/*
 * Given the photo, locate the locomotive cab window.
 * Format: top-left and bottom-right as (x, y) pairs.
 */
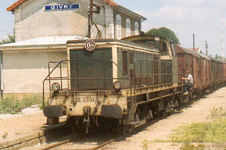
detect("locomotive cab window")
(132, 40), (159, 51)
(122, 51), (128, 75)
(170, 43), (176, 56)
(160, 42), (169, 56)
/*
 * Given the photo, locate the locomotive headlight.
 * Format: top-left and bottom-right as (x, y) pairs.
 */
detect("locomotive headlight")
(52, 82), (60, 92)
(113, 81), (122, 91)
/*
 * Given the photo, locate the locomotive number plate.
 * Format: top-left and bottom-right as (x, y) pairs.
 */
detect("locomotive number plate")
(85, 39), (96, 52)
(74, 96), (96, 102)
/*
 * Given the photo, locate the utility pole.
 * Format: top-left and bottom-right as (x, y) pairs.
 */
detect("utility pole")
(205, 40), (208, 55)
(193, 33), (195, 51)
(88, 0), (93, 38)
(87, 0), (101, 38)
(221, 13), (224, 60)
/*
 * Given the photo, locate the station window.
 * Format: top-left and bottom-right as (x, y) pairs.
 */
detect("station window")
(126, 18), (131, 37)
(116, 14), (121, 39)
(135, 22), (139, 35)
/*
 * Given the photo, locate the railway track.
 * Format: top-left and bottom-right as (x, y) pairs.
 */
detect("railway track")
(39, 117), (162, 150)
(38, 99), (197, 150)
(40, 138), (115, 150)
(0, 122), (69, 150)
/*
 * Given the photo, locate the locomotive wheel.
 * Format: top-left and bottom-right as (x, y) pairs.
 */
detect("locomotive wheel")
(47, 117), (59, 125)
(116, 124), (130, 134)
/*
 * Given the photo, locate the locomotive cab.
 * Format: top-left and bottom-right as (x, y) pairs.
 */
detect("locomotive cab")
(122, 35), (178, 86)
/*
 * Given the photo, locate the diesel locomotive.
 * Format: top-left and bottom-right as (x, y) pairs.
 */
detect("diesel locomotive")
(43, 35), (225, 133)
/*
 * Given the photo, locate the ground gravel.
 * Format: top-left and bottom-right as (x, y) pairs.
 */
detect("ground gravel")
(0, 87), (226, 150)
(0, 105), (46, 143)
(104, 87), (226, 150)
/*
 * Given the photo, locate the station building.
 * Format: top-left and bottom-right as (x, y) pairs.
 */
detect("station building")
(0, 0), (146, 99)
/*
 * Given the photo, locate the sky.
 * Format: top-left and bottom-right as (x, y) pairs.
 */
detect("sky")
(1, 0), (226, 56)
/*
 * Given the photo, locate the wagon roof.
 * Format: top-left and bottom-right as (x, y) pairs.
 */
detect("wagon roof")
(175, 45), (200, 58)
(198, 53), (211, 60)
(209, 57), (226, 63)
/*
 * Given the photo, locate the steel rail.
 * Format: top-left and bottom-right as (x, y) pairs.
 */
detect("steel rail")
(40, 139), (71, 150)
(89, 139), (114, 150)
(40, 117), (160, 150)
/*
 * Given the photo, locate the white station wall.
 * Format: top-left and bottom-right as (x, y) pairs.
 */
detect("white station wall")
(2, 49), (68, 97)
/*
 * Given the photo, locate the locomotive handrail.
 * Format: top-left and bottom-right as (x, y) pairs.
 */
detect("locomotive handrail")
(42, 59), (133, 110)
(42, 60), (65, 109)
(133, 58), (173, 105)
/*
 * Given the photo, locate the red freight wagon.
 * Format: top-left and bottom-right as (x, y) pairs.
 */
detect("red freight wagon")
(198, 53), (211, 90)
(223, 60), (226, 82)
(175, 45), (201, 94)
(210, 57), (223, 87)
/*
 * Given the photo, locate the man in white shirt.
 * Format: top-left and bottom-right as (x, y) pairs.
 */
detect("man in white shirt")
(182, 71), (194, 93)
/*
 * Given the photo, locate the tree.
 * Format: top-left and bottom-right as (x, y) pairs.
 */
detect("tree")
(218, 55), (223, 59)
(146, 27), (180, 45)
(1, 34), (15, 45)
(199, 50), (204, 54)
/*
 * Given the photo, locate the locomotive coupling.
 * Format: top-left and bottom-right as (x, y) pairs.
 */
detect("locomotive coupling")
(83, 107), (91, 116)
(83, 107), (91, 133)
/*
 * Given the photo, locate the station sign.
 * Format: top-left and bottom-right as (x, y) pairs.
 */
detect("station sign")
(45, 4), (80, 11)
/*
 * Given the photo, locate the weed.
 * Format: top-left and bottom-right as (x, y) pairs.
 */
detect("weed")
(0, 96), (41, 114)
(180, 143), (205, 150)
(208, 106), (226, 119)
(141, 139), (149, 150)
(169, 118), (226, 143)
(21, 96), (41, 108)
(0, 97), (21, 114)
(2, 132), (8, 139)
(39, 101), (47, 110)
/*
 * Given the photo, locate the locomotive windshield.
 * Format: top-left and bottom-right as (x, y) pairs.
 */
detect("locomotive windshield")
(132, 40), (160, 50)
(129, 39), (170, 56)
(70, 48), (113, 90)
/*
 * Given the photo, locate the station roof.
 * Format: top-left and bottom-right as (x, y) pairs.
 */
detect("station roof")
(7, 0), (146, 20)
(0, 36), (86, 50)
(7, 0), (116, 11)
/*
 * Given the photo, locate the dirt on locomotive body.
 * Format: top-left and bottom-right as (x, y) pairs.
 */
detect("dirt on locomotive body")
(42, 35), (226, 133)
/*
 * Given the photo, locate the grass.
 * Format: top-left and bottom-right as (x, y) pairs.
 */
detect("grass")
(169, 107), (226, 144)
(2, 132), (8, 139)
(0, 96), (41, 114)
(169, 118), (226, 143)
(208, 106), (226, 119)
(141, 139), (149, 150)
(180, 143), (205, 150)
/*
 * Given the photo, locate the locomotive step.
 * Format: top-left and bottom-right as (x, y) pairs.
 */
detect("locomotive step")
(130, 121), (139, 125)
(183, 92), (189, 95)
